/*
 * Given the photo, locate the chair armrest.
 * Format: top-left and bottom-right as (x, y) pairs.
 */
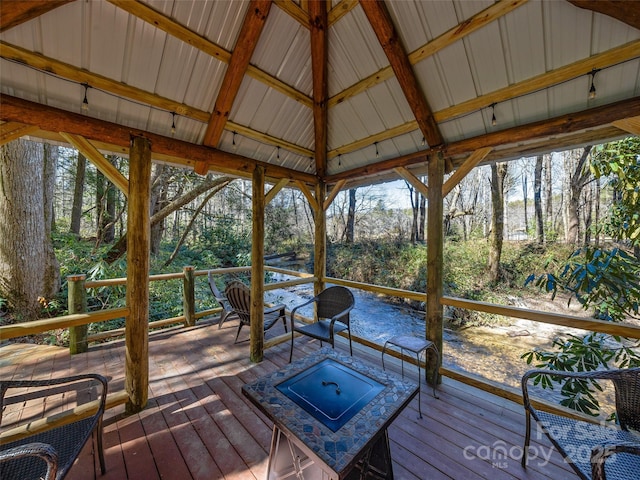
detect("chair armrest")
(264, 304), (285, 315)
(591, 441), (640, 480)
(290, 297), (317, 324)
(0, 442), (59, 480)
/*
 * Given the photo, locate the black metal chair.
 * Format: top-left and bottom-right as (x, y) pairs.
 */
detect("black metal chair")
(208, 271), (237, 329)
(0, 374), (108, 480)
(521, 367), (640, 480)
(289, 286), (355, 362)
(224, 281), (287, 343)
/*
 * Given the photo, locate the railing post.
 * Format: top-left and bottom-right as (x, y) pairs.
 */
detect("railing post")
(68, 274), (88, 354)
(183, 266), (195, 327)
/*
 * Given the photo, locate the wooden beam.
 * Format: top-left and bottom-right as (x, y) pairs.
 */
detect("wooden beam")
(0, 94), (317, 185)
(394, 167), (428, 198)
(326, 96), (640, 183)
(568, 0), (640, 30)
(323, 179), (346, 210)
(612, 116), (640, 136)
(434, 39), (640, 124)
(202, 0), (272, 149)
(314, 181), (327, 295)
(295, 179), (319, 211)
(265, 178), (290, 205)
(310, 0), (329, 178)
(329, 39), (640, 156)
(359, 0), (443, 148)
(426, 151), (444, 384)
(328, 0), (359, 26)
(0, 0), (72, 33)
(251, 165), (266, 362)
(329, 0), (527, 108)
(0, 122), (38, 146)
(125, 136), (151, 414)
(442, 147), (492, 197)
(273, 0), (310, 27)
(108, 0), (312, 109)
(0, 41), (313, 160)
(328, 120), (418, 158)
(60, 133), (129, 196)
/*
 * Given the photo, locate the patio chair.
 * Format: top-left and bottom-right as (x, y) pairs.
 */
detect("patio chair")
(289, 286), (355, 362)
(0, 373), (108, 480)
(208, 271), (237, 329)
(224, 281), (287, 343)
(521, 368), (640, 480)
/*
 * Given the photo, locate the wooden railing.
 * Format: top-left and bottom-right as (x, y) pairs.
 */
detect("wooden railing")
(2, 266), (639, 425)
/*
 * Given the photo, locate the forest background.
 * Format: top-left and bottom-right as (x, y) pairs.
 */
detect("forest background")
(1, 136), (638, 414)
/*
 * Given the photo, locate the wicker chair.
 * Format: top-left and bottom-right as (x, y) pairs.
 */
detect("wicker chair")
(224, 281), (287, 343)
(521, 368), (640, 480)
(0, 374), (108, 480)
(289, 286), (355, 362)
(208, 271), (237, 329)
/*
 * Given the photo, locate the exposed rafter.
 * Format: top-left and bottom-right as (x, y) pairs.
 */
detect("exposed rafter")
(309, 0), (329, 178)
(198, 0), (273, 174)
(107, 0), (312, 108)
(359, 0), (443, 148)
(328, 0), (528, 108)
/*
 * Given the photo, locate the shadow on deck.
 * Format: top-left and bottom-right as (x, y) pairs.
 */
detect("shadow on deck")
(0, 318), (576, 479)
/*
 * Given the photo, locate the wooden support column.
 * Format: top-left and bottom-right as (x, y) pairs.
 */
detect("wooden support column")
(125, 135), (151, 414)
(426, 154), (444, 385)
(182, 266), (195, 327)
(314, 181), (327, 296)
(250, 165), (265, 362)
(67, 274), (87, 354)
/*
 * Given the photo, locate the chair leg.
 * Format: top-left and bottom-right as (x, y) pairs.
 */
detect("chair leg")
(347, 328), (353, 356)
(218, 310), (229, 329)
(522, 413), (531, 468)
(234, 323), (243, 343)
(289, 330), (295, 363)
(96, 422), (106, 474)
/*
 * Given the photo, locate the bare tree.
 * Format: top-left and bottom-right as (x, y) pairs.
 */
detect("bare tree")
(70, 152), (86, 236)
(488, 162), (508, 283)
(534, 155), (544, 243)
(346, 188), (356, 243)
(566, 146), (592, 244)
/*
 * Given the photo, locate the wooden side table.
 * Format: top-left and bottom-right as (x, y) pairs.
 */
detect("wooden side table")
(381, 335), (439, 418)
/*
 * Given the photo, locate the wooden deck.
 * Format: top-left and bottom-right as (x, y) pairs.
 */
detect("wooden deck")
(0, 318), (577, 480)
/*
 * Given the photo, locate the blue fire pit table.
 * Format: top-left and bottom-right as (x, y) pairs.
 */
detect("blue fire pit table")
(242, 347), (418, 479)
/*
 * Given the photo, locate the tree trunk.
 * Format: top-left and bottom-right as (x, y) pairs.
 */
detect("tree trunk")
(566, 146), (592, 244)
(43, 144), (61, 297)
(488, 162), (508, 283)
(544, 153), (553, 223)
(70, 152), (86, 235)
(346, 188), (356, 243)
(534, 155), (544, 244)
(0, 140), (60, 320)
(418, 191), (426, 242)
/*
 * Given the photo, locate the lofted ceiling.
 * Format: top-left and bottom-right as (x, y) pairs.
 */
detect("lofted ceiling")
(1, 0), (639, 189)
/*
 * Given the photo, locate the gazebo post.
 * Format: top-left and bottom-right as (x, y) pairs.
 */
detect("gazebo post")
(250, 165), (265, 362)
(314, 181), (327, 296)
(426, 153), (444, 385)
(125, 135), (151, 413)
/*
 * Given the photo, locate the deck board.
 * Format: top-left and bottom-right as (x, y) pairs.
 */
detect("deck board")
(0, 318), (577, 479)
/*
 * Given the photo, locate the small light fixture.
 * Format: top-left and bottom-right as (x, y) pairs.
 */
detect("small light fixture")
(374, 142), (379, 158)
(170, 112), (176, 135)
(232, 131), (237, 150)
(588, 68), (600, 100)
(338, 154), (342, 166)
(490, 103), (497, 126)
(421, 137), (425, 146)
(276, 146), (280, 160)
(81, 83), (90, 112)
